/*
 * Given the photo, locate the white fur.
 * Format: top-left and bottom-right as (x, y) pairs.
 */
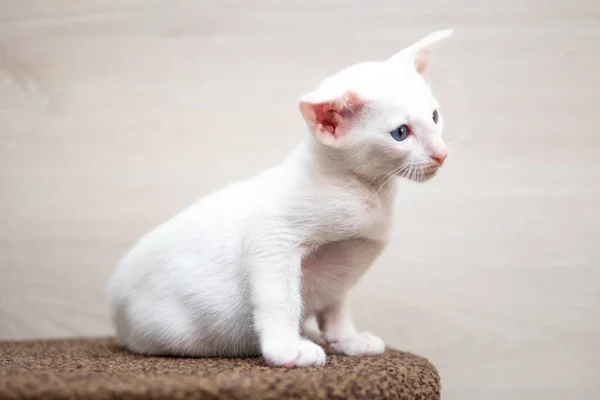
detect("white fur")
(107, 30), (452, 367)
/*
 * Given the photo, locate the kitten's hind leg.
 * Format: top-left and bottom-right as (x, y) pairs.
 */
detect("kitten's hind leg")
(317, 298), (385, 357)
(301, 314), (327, 346)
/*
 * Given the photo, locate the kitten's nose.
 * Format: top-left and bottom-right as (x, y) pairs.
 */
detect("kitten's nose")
(430, 149), (448, 164)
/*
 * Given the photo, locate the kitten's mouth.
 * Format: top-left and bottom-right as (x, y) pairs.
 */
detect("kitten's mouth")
(398, 165), (439, 182)
(416, 168), (439, 182)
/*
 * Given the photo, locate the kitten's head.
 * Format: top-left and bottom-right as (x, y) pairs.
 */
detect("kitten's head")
(300, 30), (452, 183)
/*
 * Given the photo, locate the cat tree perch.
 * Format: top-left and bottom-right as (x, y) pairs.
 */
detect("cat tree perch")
(0, 337), (440, 400)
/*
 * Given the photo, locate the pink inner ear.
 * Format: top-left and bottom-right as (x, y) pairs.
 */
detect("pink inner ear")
(313, 92), (364, 137)
(313, 105), (338, 135)
(414, 48), (431, 75)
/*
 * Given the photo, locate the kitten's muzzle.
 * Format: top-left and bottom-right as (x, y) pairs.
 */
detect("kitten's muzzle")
(429, 148), (448, 164)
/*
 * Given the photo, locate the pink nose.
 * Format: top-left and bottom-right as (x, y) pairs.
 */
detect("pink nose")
(430, 149), (448, 164)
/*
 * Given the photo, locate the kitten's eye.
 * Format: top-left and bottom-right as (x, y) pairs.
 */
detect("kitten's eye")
(433, 109), (439, 124)
(390, 125), (409, 141)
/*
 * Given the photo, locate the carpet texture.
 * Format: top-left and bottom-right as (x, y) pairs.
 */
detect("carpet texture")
(0, 338), (440, 400)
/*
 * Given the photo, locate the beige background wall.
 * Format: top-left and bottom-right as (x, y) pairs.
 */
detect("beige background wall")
(1, 1), (599, 398)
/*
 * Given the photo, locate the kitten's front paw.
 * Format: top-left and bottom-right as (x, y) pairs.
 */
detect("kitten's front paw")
(262, 339), (326, 368)
(329, 331), (385, 356)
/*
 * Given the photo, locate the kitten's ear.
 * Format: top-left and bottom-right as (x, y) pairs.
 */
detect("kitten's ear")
(388, 29), (453, 76)
(299, 89), (365, 147)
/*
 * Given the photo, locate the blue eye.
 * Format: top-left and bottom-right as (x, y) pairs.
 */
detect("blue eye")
(390, 124), (409, 141)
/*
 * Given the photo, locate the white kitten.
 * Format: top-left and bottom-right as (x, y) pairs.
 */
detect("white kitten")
(107, 30), (453, 367)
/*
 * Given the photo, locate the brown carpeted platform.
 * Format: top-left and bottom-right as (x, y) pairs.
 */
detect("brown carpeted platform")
(0, 338), (440, 400)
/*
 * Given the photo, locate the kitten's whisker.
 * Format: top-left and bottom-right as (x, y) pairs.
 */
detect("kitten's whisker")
(409, 165), (415, 182)
(377, 167), (400, 192)
(385, 165), (410, 204)
(376, 170), (398, 195)
(377, 164), (408, 194)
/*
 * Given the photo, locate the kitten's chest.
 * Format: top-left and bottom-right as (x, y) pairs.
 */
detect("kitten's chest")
(361, 197), (393, 241)
(301, 237), (386, 313)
